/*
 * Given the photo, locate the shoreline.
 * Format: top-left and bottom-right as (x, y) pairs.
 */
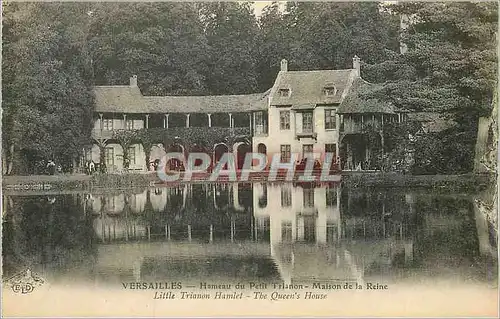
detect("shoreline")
(1, 171), (493, 195)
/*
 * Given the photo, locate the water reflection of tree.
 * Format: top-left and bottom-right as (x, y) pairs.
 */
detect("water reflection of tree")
(3, 195), (98, 277)
(413, 196), (481, 263)
(340, 188), (415, 239)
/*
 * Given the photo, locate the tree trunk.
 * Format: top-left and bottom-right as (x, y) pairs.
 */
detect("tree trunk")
(7, 144), (15, 175)
(121, 144), (129, 172)
(99, 146), (106, 170)
(145, 149), (151, 172)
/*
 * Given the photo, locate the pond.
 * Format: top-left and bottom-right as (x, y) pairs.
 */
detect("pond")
(2, 182), (497, 289)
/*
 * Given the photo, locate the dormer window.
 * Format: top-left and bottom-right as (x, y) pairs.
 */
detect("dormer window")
(324, 86), (336, 96)
(278, 88), (290, 97)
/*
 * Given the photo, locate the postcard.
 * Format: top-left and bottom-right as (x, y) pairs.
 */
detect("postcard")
(2, 0), (498, 317)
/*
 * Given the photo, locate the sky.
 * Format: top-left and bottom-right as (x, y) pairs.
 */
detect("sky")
(252, 1), (287, 17)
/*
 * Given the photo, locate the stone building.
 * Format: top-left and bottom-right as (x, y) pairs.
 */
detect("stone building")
(87, 56), (408, 173)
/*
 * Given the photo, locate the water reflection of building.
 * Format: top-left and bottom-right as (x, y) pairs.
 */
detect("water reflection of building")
(253, 182), (342, 244)
(91, 184), (254, 243)
(88, 183), (419, 285)
(3, 189), (492, 286)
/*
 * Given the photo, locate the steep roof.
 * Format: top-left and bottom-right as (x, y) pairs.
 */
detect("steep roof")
(337, 78), (396, 114)
(269, 69), (355, 107)
(94, 86), (270, 114)
(143, 92), (269, 113)
(94, 86), (144, 113)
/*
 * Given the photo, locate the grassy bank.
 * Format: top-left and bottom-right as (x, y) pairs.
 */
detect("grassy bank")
(2, 171), (494, 194)
(341, 172), (494, 193)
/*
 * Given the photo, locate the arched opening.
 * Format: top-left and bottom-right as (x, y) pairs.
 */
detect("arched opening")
(257, 143), (267, 155)
(191, 143), (210, 169)
(166, 143), (185, 171)
(258, 183), (267, 208)
(257, 143), (267, 170)
(236, 143), (251, 170)
(214, 183), (230, 210)
(214, 143), (229, 170)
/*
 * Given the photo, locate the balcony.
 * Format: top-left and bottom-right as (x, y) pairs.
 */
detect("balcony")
(91, 127), (251, 145)
(297, 207), (319, 216)
(340, 119), (382, 134)
(296, 128), (317, 140)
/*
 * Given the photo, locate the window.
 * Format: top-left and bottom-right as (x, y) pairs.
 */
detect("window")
(326, 221), (337, 243)
(126, 119), (134, 130)
(258, 184), (268, 208)
(128, 146), (136, 165)
(326, 185), (337, 207)
(325, 144), (337, 161)
(103, 119), (114, 131)
(302, 112), (313, 133)
(324, 86), (336, 96)
(255, 111), (264, 135)
(104, 147), (114, 166)
(303, 144), (314, 158)
(280, 111), (290, 130)
(278, 88), (290, 97)
(281, 186), (292, 207)
(325, 109), (337, 130)
(303, 188), (315, 208)
(280, 145), (291, 163)
(281, 221), (293, 242)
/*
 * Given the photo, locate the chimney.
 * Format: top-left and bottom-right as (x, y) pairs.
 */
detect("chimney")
(352, 55), (361, 77)
(130, 75), (138, 87)
(280, 59), (288, 72)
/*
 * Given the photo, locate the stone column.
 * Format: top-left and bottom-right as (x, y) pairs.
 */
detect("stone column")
(336, 143), (340, 164)
(248, 113), (252, 134)
(123, 114), (127, 130)
(165, 224), (171, 240)
(186, 114), (190, 128)
(207, 113), (212, 128)
(228, 113), (233, 128)
(163, 114), (169, 129)
(145, 114), (149, 129)
(253, 112), (256, 133)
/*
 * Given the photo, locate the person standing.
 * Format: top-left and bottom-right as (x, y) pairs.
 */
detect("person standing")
(89, 160), (95, 175)
(47, 160), (56, 175)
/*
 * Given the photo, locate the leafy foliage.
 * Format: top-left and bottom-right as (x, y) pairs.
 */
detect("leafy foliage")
(2, 1), (496, 175)
(2, 2), (94, 174)
(363, 2), (497, 174)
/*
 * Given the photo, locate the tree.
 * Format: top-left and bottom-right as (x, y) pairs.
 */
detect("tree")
(284, 2), (399, 70)
(255, 2), (291, 90)
(363, 2), (497, 174)
(2, 2), (94, 174)
(88, 2), (209, 96)
(200, 2), (261, 94)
